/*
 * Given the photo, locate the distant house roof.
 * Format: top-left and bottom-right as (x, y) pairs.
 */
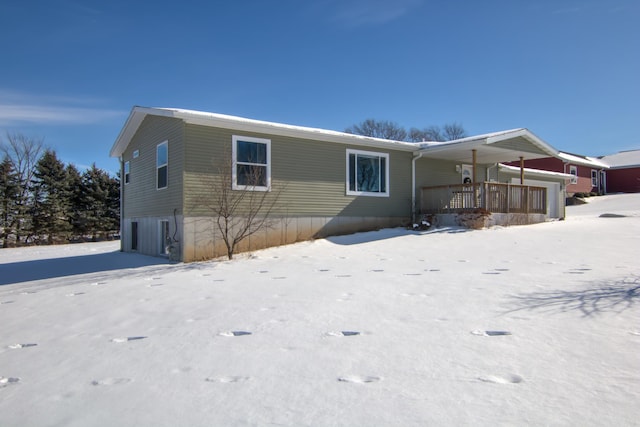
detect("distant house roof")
(110, 106), (418, 158)
(599, 149), (640, 169)
(417, 128), (559, 164)
(557, 152), (609, 169)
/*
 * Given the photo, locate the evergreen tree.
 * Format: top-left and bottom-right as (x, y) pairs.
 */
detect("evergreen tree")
(31, 150), (71, 244)
(65, 164), (86, 239)
(0, 156), (19, 248)
(81, 164), (119, 240)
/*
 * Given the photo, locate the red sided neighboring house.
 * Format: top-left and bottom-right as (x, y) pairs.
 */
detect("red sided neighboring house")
(598, 149), (640, 193)
(506, 152), (608, 196)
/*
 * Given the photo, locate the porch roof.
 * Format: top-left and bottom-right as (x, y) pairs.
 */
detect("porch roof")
(417, 128), (558, 164)
(498, 163), (573, 182)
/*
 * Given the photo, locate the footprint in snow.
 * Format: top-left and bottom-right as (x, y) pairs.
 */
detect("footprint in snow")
(477, 374), (523, 384)
(338, 375), (381, 384)
(91, 378), (132, 386)
(8, 343), (37, 349)
(471, 330), (512, 337)
(326, 331), (361, 337)
(219, 331), (252, 337)
(111, 336), (147, 343)
(0, 377), (20, 387)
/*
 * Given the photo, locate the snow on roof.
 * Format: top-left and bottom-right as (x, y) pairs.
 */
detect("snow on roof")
(557, 152), (609, 168)
(110, 106), (419, 158)
(498, 163), (573, 180)
(599, 149), (640, 168)
(418, 128), (529, 148)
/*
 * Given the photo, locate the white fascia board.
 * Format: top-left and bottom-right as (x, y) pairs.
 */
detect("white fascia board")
(158, 108), (419, 152)
(498, 163), (573, 181)
(416, 128), (558, 156)
(110, 106), (420, 158)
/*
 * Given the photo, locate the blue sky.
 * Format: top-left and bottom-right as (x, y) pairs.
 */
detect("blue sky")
(1, 0), (638, 174)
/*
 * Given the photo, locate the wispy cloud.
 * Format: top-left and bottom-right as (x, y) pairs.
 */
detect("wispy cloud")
(327, 0), (422, 27)
(0, 90), (124, 126)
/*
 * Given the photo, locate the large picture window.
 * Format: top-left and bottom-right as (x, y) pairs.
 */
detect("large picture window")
(157, 141), (168, 189)
(346, 149), (389, 197)
(232, 135), (271, 191)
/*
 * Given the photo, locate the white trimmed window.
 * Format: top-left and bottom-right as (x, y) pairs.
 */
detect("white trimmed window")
(346, 149), (389, 197)
(124, 161), (130, 184)
(569, 165), (577, 184)
(157, 141), (168, 190)
(591, 169), (598, 187)
(232, 135), (271, 191)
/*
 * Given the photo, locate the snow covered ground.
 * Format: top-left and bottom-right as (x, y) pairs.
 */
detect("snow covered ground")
(1, 193), (639, 427)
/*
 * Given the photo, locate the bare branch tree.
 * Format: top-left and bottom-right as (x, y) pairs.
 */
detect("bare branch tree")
(345, 119), (407, 141)
(443, 122), (467, 140)
(197, 149), (284, 260)
(408, 126), (445, 142)
(0, 132), (44, 244)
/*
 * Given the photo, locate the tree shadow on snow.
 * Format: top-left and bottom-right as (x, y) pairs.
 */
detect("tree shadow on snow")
(505, 276), (639, 317)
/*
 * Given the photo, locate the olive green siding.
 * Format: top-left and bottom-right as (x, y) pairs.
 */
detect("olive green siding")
(121, 116), (184, 217)
(182, 123), (413, 218)
(415, 157), (488, 188)
(492, 137), (548, 156)
(122, 118), (412, 261)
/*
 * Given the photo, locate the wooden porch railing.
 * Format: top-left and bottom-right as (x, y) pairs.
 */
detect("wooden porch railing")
(420, 182), (547, 215)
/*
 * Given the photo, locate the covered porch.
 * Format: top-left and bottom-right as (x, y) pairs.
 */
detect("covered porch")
(414, 129), (564, 225)
(420, 182), (547, 214)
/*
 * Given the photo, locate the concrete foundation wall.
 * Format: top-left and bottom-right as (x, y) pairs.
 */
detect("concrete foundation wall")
(435, 213), (547, 228)
(181, 215), (407, 261)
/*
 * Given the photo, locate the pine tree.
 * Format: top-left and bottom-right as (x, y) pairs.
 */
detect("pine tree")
(31, 150), (71, 244)
(0, 156), (19, 248)
(81, 164), (119, 240)
(65, 164), (85, 239)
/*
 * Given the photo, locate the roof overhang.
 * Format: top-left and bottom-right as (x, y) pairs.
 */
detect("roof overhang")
(498, 163), (572, 182)
(557, 152), (609, 169)
(110, 106), (418, 158)
(417, 128), (559, 164)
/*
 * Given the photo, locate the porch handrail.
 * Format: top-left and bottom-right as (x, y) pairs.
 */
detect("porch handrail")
(420, 182), (547, 215)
